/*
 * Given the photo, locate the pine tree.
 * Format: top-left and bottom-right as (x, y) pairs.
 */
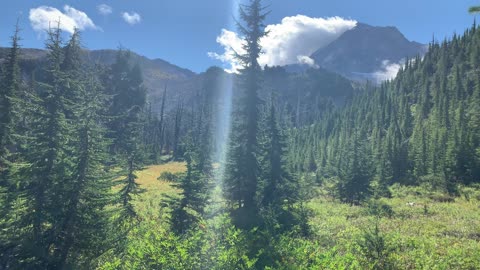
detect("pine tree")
(10, 26), (79, 268)
(168, 141), (210, 234)
(469, 6), (480, 13)
(224, 0), (268, 229)
(168, 71), (215, 234)
(105, 50), (147, 220)
(0, 22), (22, 267)
(258, 100), (299, 230)
(337, 131), (373, 205)
(53, 69), (116, 268)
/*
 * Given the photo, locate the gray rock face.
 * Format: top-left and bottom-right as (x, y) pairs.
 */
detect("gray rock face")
(310, 22), (427, 81)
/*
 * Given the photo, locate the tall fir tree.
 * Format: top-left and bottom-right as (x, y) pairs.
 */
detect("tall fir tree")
(224, 0), (268, 229)
(0, 22), (22, 267)
(337, 131), (374, 205)
(258, 99), (299, 230)
(11, 26), (78, 268)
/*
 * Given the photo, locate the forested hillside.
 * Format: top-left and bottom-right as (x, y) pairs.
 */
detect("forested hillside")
(290, 23), (480, 202)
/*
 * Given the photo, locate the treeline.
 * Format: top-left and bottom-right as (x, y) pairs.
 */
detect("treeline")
(290, 22), (480, 203)
(0, 24), (194, 267)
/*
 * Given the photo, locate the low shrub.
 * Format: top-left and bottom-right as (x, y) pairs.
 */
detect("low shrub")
(429, 194), (455, 203)
(365, 200), (395, 218)
(356, 222), (395, 269)
(158, 171), (183, 182)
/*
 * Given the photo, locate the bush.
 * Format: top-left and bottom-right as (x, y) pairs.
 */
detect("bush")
(357, 222), (394, 269)
(429, 194), (455, 203)
(158, 171), (183, 182)
(389, 183), (423, 198)
(365, 200), (395, 218)
(419, 174), (447, 192)
(458, 184), (480, 201)
(97, 214), (258, 270)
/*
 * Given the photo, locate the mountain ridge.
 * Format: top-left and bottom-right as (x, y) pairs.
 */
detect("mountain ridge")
(310, 22), (427, 81)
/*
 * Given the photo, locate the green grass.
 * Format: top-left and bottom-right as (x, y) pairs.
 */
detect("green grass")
(107, 164), (480, 269)
(306, 187), (480, 269)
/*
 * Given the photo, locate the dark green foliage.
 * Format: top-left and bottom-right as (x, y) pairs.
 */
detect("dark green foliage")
(167, 67), (215, 234)
(337, 132), (374, 204)
(258, 100), (300, 233)
(106, 49), (147, 154)
(159, 171), (183, 182)
(357, 222), (394, 269)
(0, 27), (145, 268)
(104, 49), (147, 220)
(290, 24), (480, 201)
(0, 22), (21, 268)
(469, 6), (480, 13)
(365, 200), (395, 218)
(52, 69), (117, 269)
(16, 27), (79, 268)
(168, 145), (211, 234)
(224, 0), (268, 229)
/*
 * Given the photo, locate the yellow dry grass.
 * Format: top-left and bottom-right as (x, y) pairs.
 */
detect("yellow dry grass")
(136, 163), (186, 193)
(134, 162), (186, 220)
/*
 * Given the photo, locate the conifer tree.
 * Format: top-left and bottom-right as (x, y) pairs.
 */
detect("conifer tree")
(104, 50), (147, 219)
(168, 70), (215, 234)
(11, 26), (78, 268)
(224, 0), (268, 229)
(469, 6), (480, 13)
(337, 131), (373, 205)
(53, 69), (116, 269)
(169, 141), (210, 234)
(0, 22), (21, 267)
(258, 100), (298, 229)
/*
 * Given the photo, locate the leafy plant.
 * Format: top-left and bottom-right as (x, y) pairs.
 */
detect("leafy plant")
(366, 200), (395, 218)
(357, 221), (394, 269)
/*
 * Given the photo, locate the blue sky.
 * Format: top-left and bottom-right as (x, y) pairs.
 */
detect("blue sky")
(0, 0), (477, 72)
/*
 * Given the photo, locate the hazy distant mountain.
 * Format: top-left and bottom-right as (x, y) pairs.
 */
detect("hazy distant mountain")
(0, 47), (199, 112)
(1, 46), (355, 125)
(0, 47), (196, 95)
(310, 23), (427, 81)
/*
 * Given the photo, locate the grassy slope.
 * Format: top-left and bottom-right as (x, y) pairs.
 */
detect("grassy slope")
(134, 164), (480, 269)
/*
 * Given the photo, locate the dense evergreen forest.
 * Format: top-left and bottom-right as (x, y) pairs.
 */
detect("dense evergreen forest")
(290, 24), (480, 201)
(0, 1), (479, 269)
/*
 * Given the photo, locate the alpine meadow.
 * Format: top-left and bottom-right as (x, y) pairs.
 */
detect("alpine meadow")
(1, 1), (480, 269)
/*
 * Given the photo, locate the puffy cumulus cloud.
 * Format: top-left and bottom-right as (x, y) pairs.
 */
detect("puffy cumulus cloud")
(209, 15), (357, 73)
(97, 4), (113, 16)
(372, 60), (402, 82)
(29, 5), (98, 34)
(259, 16), (357, 67)
(122, 12), (141, 25)
(207, 29), (246, 73)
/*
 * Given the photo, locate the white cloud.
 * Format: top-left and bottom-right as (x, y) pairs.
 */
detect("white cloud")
(29, 5), (98, 34)
(209, 15), (357, 73)
(97, 4), (113, 16)
(297, 55), (319, 68)
(122, 12), (141, 25)
(207, 29), (246, 73)
(372, 60), (402, 82)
